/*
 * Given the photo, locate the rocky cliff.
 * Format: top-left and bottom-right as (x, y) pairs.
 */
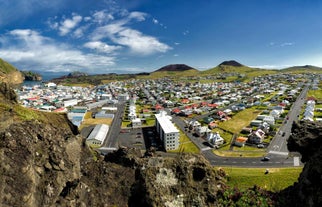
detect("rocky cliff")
(21, 71), (43, 81)
(279, 121), (322, 207)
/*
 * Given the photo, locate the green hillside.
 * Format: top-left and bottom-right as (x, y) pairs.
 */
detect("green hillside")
(0, 58), (19, 74)
(201, 63), (278, 82)
(282, 65), (322, 74)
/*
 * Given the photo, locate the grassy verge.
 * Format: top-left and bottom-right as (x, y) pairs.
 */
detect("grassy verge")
(169, 130), (200, 153)
(213, 150), (266, 157)
(217, 167), (303, 192)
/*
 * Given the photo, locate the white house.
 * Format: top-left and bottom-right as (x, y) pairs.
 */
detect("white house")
(188, 120), (201, 130)
(207, 132), (224, 147)
(248, 129), (265, 144)
(63, 99), (78, 107)
(86, 124), (109, 147)
(270, 110), (281, 119)
(128, 104), (137, 120)
(195, 126), (211, 137)
(250, 120), (262, 127)
(263, 116), (275, 125)
(132, 118), (142, 128)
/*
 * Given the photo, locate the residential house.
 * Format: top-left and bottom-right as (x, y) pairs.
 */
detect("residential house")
(207, 132), (224, 147)
(250, 120), (262, 127)
(263, 116), (275, 125)
(188, 120), (201, 130)
(248, 129), (265, 144)
(195, 126), (211, 137)
(132, 118), (142, 128)
(235, 137), (248, 147)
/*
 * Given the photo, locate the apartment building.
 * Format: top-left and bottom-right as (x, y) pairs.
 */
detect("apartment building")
(155, 111), (179, 151)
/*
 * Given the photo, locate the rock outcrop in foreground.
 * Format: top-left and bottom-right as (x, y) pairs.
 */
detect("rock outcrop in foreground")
(280, 121), (322, 207)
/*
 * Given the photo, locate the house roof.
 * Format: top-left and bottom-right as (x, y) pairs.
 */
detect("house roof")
(236, 137), (248, 142)
(87, 124), (109, 143)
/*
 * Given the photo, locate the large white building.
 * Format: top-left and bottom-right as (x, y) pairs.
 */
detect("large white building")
(155, 111), (179, 151)
(86, 124), (109, 147)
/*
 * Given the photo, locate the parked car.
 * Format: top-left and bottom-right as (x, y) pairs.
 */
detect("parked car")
(257, 144), (265, 148)
(261, 157), (270, 161)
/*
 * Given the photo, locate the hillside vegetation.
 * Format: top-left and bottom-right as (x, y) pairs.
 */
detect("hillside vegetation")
(0, 58), (24, 84)
(0, 58), (18, 74)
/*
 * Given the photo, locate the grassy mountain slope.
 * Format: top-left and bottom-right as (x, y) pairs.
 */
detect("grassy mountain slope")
(201, 61), (278, 82)
(0, 58), (18, 74)
(0, 58), (24, 84)
(282, 65), (322, 73)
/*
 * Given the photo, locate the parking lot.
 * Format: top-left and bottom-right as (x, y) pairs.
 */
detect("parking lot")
(118, 127), (164, 151)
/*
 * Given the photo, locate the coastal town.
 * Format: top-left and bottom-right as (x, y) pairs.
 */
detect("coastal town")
(15, 72), (321, 166)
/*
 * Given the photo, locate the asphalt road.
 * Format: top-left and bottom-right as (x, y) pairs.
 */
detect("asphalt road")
(267, 84), (309, 156)
(101, 102), (125, 149)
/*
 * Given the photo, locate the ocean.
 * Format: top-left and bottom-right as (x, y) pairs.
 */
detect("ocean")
(22, 71), (67, 86)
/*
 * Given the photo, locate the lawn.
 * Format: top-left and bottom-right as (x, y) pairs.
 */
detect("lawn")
(213, 150), (266, 157)
(218, 108), (263, 134)
(169, 130), (200, 153)
(307, 90), (322, 99)
(217, 167), (303, 192)
(212, 128), (233, 150)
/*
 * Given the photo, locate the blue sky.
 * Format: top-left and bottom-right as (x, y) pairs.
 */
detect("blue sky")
(1, 0), (322, 74)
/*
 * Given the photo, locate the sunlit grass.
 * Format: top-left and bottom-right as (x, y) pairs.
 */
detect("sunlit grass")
(217, 167), (303, 192)
(169, 130), (200, 153)
(213, 150), (266, 157)
(218, 108), (262, 134)
(307, 90), (322, 99)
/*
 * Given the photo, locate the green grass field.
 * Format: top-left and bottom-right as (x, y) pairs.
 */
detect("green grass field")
(218, 108), (263, 134)
(218, 167), (303, 192)
(307, 90), (322, 99)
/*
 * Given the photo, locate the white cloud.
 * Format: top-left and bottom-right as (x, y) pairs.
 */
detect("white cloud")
(59, 14), (83, 36)
(93, 10), (114, 24)
(91, 13), (172, 55)
(280, 42), (294, 47)
(9, 29), (50, 47)
(84, 41), (122, 53)
(0, 29), (116, 73)
(152, 18), (159, 24)
(183, 30), (190, 35)
(84, 16), (92, 22)
(268, 41), (294, 47)
(128, 11), (146, 21)
(249, 64), (291, 69)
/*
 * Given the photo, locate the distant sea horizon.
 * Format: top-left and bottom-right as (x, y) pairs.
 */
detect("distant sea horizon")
(39, 71), (67, 81)
(22, 71), (66, 86)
